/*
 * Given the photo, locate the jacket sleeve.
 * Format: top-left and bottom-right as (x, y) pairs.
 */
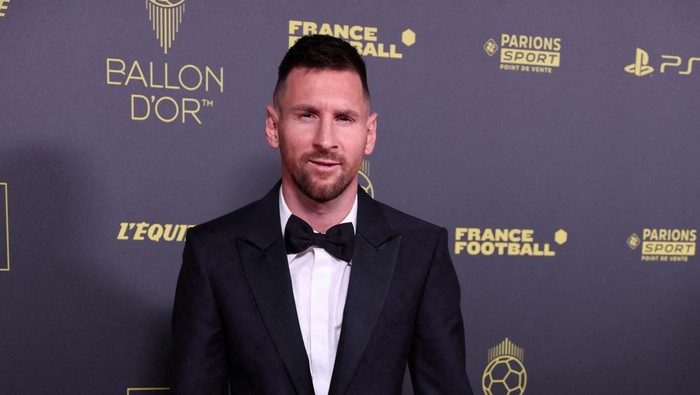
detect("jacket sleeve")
(171, 229), (229, 395)
(408, 227), (474, 395)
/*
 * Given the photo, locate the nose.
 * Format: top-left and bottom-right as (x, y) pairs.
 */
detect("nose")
(312, 116), (338, 150)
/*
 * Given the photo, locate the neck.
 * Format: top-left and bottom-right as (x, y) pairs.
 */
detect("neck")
(281, 181), (357, 233)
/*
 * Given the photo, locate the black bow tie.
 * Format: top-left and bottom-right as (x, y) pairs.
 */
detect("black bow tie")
(284, 214), (354, 262)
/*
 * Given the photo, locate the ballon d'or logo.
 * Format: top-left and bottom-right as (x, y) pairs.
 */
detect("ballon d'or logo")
(482, 338), (527, 395)
(145, 0), (187, 54)
(358, 159), (374, 199)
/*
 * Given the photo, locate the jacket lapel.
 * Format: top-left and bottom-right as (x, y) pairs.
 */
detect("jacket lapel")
(329, 190), (402, 395)
(237, 184), (314, 395)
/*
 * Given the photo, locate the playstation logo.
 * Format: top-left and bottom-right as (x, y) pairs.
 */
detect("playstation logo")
(624, 48), (654, 77)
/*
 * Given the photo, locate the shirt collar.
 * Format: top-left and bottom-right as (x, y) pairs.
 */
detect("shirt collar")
(279, 186), (358, 237)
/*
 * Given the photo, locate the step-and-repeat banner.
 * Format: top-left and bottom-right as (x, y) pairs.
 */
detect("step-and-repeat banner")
(1, 1), (699, 394)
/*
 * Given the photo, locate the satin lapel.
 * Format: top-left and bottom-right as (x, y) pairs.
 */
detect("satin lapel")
(329, 190), (401, 395)
(238, 184), (314, 395)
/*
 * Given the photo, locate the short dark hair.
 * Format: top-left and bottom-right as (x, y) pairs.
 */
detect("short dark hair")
(273, 35), (370, 104)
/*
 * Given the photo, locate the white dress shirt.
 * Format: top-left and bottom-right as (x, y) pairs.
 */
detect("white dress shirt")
(279, 190), (357, 395)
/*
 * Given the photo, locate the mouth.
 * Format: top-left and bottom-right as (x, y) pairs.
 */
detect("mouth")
(308, 159), (342, 174)
(309, 159), (340, 167)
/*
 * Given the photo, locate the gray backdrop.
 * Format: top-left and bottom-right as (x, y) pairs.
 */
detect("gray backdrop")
(1, 1), (699, 394)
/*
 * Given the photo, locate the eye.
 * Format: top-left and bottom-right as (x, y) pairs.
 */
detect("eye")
(296, 112), (317, 121)
(336, 115), (355, 124)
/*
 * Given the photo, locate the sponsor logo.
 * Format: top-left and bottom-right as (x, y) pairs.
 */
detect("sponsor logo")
(625, 47), (700, 77)
(0, 0), (9, 17)
(628, 228), (696, 262)
(482, 338), (527, 395)
(454, 227), (567, 257)
(483, 38), (499, 56)
(117, 222), (194, 242)
(624, 48), (654, 76)
(358, 159), (374, 198)
(0, 182), (9, 271)
(484, 33), (562, 74)
(145, 0), (187, 54)
(288, 20), (415, 59)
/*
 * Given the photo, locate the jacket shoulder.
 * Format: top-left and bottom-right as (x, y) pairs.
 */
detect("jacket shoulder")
(370, 197), (443, 234)
(186, 191), (277, 245)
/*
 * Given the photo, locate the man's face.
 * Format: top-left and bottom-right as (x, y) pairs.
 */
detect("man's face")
(266, 67), (377, 203)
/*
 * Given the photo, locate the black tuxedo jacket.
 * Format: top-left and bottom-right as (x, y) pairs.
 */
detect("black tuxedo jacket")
(171, 184), (473, 394)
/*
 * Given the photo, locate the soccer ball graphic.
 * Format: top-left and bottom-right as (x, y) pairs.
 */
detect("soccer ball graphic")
(482, 355), (527, 395)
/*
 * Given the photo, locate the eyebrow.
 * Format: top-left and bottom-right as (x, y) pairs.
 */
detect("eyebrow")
(290, 104), (318, 114)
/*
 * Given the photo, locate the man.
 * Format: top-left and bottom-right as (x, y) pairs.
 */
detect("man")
(171, 35), (473, 395)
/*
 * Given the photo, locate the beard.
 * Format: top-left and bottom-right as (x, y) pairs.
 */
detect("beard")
(285, 148), (359, 203)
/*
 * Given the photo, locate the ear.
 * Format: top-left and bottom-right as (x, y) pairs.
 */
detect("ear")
(265, 104), (280, 149)
(364, 112), (377, 155)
